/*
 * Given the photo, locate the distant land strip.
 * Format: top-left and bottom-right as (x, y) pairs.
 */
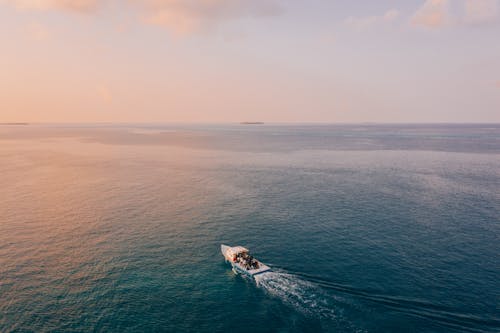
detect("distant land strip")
(0, 123), (29, 125)
(240, 122), (264, 125)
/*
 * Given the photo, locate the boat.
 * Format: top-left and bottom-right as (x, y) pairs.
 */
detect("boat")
(221, 244), (271, 277)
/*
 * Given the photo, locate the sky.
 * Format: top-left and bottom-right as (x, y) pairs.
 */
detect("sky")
(0, 0), (499, 123)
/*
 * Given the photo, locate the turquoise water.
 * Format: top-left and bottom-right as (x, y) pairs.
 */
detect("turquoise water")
(1, 124), (499, 332)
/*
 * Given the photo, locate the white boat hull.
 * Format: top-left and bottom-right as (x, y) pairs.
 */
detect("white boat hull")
(221, 244), (271, 277)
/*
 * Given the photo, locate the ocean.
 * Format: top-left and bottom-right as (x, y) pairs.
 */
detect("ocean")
(0, 124), (499, 332)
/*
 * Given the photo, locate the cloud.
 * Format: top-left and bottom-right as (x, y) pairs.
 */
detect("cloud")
(344, 9), (400, 30)
(136, 0), (283, 35)
(384, 9), (400, 21)
(0, 0), (101, 13)
(1, 0), (284, 35)
(411, 0), (499, 29)
(411, 0), (450, 28)
(464, 0), (499, 24)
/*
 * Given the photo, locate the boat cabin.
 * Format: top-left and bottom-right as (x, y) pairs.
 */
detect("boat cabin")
(225, 246), (249, 261)
(221, 244), (271, 277)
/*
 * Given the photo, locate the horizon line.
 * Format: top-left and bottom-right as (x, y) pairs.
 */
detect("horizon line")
(3, 121), (500, 126)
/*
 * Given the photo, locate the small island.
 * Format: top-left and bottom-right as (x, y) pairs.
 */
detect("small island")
(240, 122), (264, 125)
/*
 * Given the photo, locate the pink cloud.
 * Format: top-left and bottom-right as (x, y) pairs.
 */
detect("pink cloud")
(345, 9), (400, 30)
(0, 0), (101, 13)
(411, 0), (499, 29)
(411, 0), (450, 28)
(136, 0), (283, 35)
(464, 0), (499, 24)
(1, 0), (283, 35)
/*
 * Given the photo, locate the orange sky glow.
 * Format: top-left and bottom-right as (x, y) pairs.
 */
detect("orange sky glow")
(1, 0), (499, 123)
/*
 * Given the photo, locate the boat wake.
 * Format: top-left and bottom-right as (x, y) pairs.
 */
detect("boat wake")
(254, 271), (367, 332)
(255, 272), (499, 333)
(254, 271), (340, 319)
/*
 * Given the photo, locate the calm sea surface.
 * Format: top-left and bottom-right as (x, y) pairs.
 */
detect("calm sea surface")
(1, 124), (499, 332)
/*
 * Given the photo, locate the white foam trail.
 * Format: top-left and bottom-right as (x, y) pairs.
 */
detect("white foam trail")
(254, 271), (339, 319)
